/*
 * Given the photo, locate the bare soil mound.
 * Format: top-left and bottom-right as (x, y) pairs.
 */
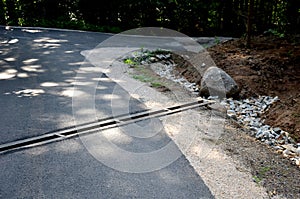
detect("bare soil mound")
(207, 36), (300, 142)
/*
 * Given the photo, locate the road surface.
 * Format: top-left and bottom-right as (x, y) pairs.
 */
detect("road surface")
(0, 26), (214, 198)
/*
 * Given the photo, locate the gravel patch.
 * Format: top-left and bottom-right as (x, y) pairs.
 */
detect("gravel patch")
(222, 97), (300, 168)
(110, 59), (274, 198)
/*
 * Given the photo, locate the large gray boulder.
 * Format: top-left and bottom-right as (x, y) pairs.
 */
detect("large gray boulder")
(200, 66), (239, 98)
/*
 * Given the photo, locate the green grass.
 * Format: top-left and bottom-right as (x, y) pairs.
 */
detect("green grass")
(259, 166), (271, 175)
(253, 175), (262, 184)
(125, 49), (169, 89)
(253, 166), (272, 184)
(150, 82), (163, 88)
(132, 74), (154, 83)
(130, 67), (166, 89)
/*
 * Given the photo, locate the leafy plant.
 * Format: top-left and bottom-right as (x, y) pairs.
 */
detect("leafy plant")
(265, 29), (285, 38)
(286, 50), (293, 57)
(214, 36), (220, 44)
(124, 58), (138, 66)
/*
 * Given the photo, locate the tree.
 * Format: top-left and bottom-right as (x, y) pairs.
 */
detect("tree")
(246, 0), (254, 46)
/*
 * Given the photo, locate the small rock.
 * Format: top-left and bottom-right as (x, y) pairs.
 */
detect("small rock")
(265, 140), (274, 146)
(250, 121), (261, 128)
(227, 110), (237, 119)
(277, 139), (285, 145)
(240, 104), (247, 109)
(282, 144), (298, 153)
(250, 127), (258, 131)
(149, 57), (158, 62)
(155, 54), (165, 60)
(250, 113), (258, 117)
(165, 54), (171, 59)
(272, 96), (279, 103)
(283, 149), (293, 157)
(276, 149), (284, 154)
(274, 146), (283, 150)
(208, 96), (219, 100)
(284, 131), (289, 137)
(256, 130), (264, 139)
(273, 127), (282, 134)
(296, 144), (300, 156)
(275, 133), (283, 140)
(263, 131), (271, 139)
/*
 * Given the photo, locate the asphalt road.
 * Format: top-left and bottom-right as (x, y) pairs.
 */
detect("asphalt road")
(0, 26), (214, 198)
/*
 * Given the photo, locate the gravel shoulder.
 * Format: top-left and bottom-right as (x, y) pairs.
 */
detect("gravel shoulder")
(115, 56), (300, 199)
(106, 59), (283, 199)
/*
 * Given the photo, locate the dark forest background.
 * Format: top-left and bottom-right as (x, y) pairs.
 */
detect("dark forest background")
(0, 0), (299, 36)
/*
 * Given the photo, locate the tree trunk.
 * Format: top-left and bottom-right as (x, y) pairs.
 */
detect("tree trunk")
(247, 0), (254, 47)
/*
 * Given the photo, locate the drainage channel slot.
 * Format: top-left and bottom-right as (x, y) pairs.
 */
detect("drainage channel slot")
(0, 135), (60, 153)
(166, 109), (182, 115)
(63, 120), (120, 136)
(99, 120), (119, 127)
(165, 101), (212, 115)
(60, 101), (210, 137)
(124, 113), (151, 121)
(167, 100), (204, 110)
(97, 109), (150, 122)
(0, 99), (215, 154)
(60, 130), (78, 136)
(120, 110), (166, 122)
(44, 109), (151, 137)
(166, 105), (181, 111)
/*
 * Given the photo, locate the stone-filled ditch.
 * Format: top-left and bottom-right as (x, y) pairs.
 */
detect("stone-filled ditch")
(123, 48), (300, 168)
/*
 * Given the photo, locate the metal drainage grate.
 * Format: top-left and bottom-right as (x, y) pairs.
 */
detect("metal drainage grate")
(0, 98), (215, 154)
